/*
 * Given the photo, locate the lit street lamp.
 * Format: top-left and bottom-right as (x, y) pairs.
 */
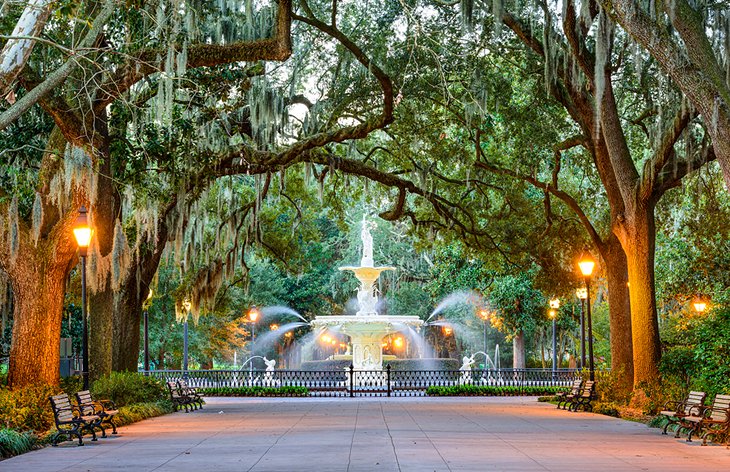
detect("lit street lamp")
(182, 298), (192, 377)
(73, 206), (92, 390)
(578, 253), (596, 381)
(549, 298), (560, 373)
(478, 309), (491, 355)
(248, 306), (259, 376)
(143, 288), (153, 373)
(575, 287), (588, 368)
(692, 296), (708, 314)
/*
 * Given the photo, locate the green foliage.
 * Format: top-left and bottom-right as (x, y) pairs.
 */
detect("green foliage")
(426, 385), (562, 396)
(91, 372), (167, 407)
(592, 402), (621, 418)
(0, 428), (37, 458)
(197, 386), (308, 397)
(488, 269), (546, 337)
(691, 308), (730, 397)
(113, 401), (174, 427)
(0, 384), (58, 432)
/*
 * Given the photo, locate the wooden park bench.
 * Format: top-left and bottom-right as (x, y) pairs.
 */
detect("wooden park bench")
(556, 379), (582, 410)
(569, 380), (595, 412)
(178, 380), (204, 409)
(658, 391), (706, 437)
(75, 390), (119, 438)
(167, 381), (194, 412)
(49, 393), (99, 446)
(682, 394), (730, 445)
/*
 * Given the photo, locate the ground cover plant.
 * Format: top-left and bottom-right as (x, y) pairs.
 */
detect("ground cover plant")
(426, 385), (563, 397)
(0, 372), (172, 458)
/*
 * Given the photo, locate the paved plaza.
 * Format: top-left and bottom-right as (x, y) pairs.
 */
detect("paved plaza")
(2, 396), (730, 471)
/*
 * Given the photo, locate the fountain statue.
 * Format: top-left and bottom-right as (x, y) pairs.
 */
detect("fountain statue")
(311, 217), (423, 370)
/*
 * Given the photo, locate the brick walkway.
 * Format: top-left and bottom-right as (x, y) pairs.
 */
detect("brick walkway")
(2, 396), (729, 471)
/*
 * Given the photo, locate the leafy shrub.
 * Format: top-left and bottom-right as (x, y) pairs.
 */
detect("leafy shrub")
(0, 428), (37, 458)
(198, 386), (308, 397)
(592, 402), (621, 418)
(91, 372), (166, 407)
(114, 401), (173, 427)
(426, 385), (562, 396)
(691, 308), (730, 397)
(0, 383), (59, 432)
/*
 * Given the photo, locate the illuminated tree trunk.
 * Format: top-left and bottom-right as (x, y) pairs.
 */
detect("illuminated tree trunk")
(7, 263), (66, 387)
(512, 330), (525, 368)
(603, 234), (633, 392)
(617, 203), (661, 388)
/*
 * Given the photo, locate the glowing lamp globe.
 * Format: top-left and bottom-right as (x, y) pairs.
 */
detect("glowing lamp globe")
(248, 306), (259, 322)
(73, 206), (93, 250)
(578, 253), (596, 277)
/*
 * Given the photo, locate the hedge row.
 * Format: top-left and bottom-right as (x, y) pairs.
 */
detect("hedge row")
(426, 385), (564, 396)
(198, 386), (309, 397)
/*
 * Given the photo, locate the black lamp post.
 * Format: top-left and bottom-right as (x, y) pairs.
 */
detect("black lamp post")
(182, 298), (191, 377)
(143, 289), (153, 373)
(575, 287), (588, 369)
(478, 309), (490, 356)
(73, 206), (92, 390)
(549, 298), (560, 373)
(578, 253), (596, 381)
(248, 306), (259, 377)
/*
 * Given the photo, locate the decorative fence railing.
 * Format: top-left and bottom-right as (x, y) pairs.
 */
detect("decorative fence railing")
(143, 367), (581, 398)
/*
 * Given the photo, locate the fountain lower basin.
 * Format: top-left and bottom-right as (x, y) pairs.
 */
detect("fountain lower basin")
(311, 315), (423, 370)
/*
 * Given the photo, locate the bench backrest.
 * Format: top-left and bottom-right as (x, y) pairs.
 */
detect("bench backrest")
(49, 393), (75, 424)
(683, 391), (706, 415)
(569, 379), (582, 394)
(709, 394), (730, 421)
(581, 381), (595, 398)
(75, 390), (95, 416)
(167, 381), (183, 398)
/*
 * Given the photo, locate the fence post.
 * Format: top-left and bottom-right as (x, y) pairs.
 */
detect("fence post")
(386, 365), (391, 397)
(349, 364), (354, 398)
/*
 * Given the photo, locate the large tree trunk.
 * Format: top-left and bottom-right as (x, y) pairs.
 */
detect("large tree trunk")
(7, 262), (67, 387)
(617, 202), (661, 388)
(512, 330), (525, 368)
(112, 282), (142, 372)
(87, 130), (117, 382)
(603, 233), (633, 392)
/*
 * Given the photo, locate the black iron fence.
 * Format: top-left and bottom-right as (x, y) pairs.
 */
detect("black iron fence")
(143, 367), (581, 398)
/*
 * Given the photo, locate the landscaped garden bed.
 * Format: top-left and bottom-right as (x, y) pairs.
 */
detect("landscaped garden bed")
(426, 385), (564, 396)
(197, 386), (309, 397)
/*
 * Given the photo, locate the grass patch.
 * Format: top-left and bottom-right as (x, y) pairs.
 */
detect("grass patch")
(0, 429), (37, 458)
(198, 386), (309, 397)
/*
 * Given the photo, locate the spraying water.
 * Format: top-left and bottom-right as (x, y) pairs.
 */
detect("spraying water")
(261, 305), (308, 323)
(427, 291), (482, 322)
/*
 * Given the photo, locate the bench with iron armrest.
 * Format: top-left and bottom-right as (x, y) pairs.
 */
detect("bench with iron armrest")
(49, 393), (99, 446)
(681, 394), (730, 444)
(657, 391), (706, 437)
(569, 380), (595, 412)
(177, 380), (204, 409)
(167, 381), (194, 412)
(75, 390), (119, 437)
(556, 379), (583, 410)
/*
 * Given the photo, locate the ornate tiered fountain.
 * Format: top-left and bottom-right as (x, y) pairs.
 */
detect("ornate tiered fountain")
(311, 218), (423, 371)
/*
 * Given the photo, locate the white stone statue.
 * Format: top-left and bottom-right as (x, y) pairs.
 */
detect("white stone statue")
(459, 355), (475, 385)
(262, 357), (280, 387)
(360, 217), (375, 267)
